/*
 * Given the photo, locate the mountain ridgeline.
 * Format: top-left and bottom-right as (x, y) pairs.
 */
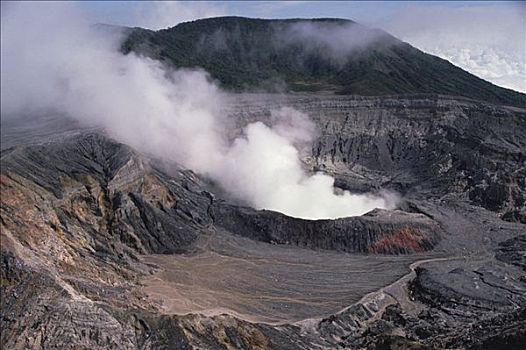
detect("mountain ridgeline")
(121, 16), (526, 107)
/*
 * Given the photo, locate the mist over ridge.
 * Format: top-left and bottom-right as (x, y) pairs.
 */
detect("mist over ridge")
(1, 3), (397, 219)
(122, 16), (526, 107)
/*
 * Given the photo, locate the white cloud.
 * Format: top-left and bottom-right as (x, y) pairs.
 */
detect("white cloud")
(134, 1), (225, 30)
(380, 4), (526, 92)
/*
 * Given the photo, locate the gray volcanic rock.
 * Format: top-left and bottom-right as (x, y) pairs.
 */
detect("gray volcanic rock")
(405, 258), (526, 349)
(227, 94), (526, 213)
(1, 94), (526, 349)
(1, 132), (213, 257)
(495, 235), (526, 272)
(212, 203), (441, 254)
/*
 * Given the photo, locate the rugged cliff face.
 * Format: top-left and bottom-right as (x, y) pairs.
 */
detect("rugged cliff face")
(227, 94), (526, 216)
(212, 203), (440, 254)
(1, 94), (525, 349)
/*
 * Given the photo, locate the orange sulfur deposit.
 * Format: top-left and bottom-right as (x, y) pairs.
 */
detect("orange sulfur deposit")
(368, 227), (431, 254)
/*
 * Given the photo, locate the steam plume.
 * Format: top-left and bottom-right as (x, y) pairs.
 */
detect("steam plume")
(279, 21), (390, 66)
(1, 3), (396, 219)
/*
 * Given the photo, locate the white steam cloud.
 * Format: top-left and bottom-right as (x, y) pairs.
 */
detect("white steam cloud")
(1, 2), (396, 219)
(280, 21), (389, 66)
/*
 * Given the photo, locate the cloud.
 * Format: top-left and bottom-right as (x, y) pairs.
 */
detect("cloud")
(1, 2), (396, 219)
(245, 1), (307, 18)
(279, 21), (390, 66)
(134, 1), (225, 30)
(380, 4), (526, 92)
(194, 19), (391, 72)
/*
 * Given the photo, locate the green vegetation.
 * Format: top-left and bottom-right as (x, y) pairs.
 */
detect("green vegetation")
(121, 16), (526, 107)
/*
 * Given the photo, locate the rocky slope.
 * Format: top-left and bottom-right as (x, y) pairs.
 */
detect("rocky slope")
(226, 94), (526, 218)
(1, 94), (525, 349)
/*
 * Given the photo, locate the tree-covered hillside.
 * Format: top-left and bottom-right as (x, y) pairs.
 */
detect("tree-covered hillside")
(121, 17), (526, 107)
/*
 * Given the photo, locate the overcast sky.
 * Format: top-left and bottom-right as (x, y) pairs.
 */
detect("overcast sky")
(4, 1), (526, 92)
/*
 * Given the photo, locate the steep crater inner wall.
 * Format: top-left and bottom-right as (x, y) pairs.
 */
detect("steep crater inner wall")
(227, 94), (526, 214)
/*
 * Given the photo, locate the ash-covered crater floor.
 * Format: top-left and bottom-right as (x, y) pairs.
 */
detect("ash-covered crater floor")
(1, 94), (525, 349)
(141, 231), (430, 324)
